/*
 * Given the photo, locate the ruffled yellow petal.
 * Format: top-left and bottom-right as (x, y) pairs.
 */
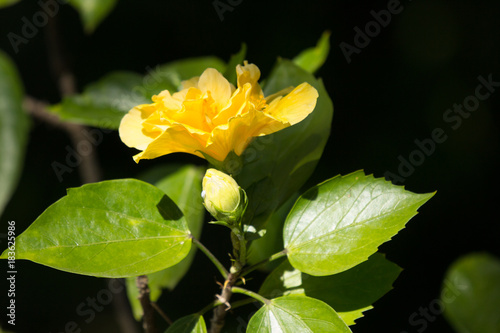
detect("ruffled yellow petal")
(133, 125), (207, 162)
(119, 106), (156, 150)
(198, 68), (233, 110)
(266, 82), (318, 125)
(208, 107), (287, 158)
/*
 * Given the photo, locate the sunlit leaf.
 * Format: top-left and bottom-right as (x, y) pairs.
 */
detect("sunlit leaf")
(0, 179), (192, 278)
(293, 31), (330, 74)
(284, 170), (434, 276)
(246, 295), (351, 333)
(165, 314), (207, 333)
(0, 0), (19, 9)
(127, 165), (205, 319)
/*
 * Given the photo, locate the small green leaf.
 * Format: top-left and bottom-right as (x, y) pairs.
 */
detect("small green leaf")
(236, 59), (333, 231)
(50, 71), (149, 129)
(223, 43), (247, 85)
(49, 57), (226, 130)
(165, 314), (207, 333)
(442, 253), (500, 333)
(69, 0), (118, 33)
(127, 165), (205, 320)
(247, 295), (351, 333)
(284, 170), (434, 276)
(0, 0), (19, 8)
(293, 31), (331, 74)
(0, 179), (192, 278)
(0, 50), (28, 217)
(259, 253), (401, 326)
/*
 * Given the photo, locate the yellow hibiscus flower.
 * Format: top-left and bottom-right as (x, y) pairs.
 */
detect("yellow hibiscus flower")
(119, 62), (318, 163)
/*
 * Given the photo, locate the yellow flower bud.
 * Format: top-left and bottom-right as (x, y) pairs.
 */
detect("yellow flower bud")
(202, 169), (244, 223)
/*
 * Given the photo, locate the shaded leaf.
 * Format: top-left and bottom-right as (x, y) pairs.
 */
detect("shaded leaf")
(0, 50), (28, 217)
(442, 253), (500, 333)
(69, 0), (118, 33)
(259, 253), (401, 325)
(247, 295), (351, 333)
(50, 57), (226, 129)
(165, 314), (207, 333)
(235, 59), (333, 231)
(0, 179), (192, 278)
(284, 170), (434, 276)
(293, 31), (331, 74)
(127, 165), (205, 319)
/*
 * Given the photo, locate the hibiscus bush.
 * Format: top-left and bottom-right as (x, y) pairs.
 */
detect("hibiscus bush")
(0, 3), (435, 333)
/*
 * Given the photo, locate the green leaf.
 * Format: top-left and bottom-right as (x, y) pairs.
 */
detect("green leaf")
(0, 50), (28, 217)
(246, 295), (351, 333)
(235, 59), (333, 231)
(293, 31), (331, 74)
(50, 71), (149, 129)
(0, 0), (19, 8)
(259, 253), (401, 326)
(127, 165), (205, 320)
(49, 57), (226, 130)
(0, 179), (192, 277)
(223, 43), (247, 85)
(69, 0), (118, 33)
(165, 314), (207, 333)
(442, 253), (500, 333)
(284, 170), (434, 276)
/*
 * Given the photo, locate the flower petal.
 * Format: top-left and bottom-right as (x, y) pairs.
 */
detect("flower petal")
(133, 125), (208, 162)
(119, 106), (157, 150)
(208, 107), (287, 158)
(266, 82), (318, 125)
(198, 68), (233, 109)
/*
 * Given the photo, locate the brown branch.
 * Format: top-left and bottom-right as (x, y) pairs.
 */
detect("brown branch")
(209, 273), (237, 333)
(136, 275), (158, 333)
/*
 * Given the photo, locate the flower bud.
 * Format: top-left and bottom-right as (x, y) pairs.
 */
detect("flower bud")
(202, 169), (245, 223)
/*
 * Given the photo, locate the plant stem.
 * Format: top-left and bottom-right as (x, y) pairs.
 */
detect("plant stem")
(191, 236), (229, 279)
(231, 287), (270, 305)
(136, 275), (158, 333)
(209, 273), (236, 333)
(240, 249), (288, 277)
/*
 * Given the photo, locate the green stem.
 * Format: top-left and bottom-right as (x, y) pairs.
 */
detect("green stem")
(240, 249), (287, 277)
(231, 287), (270, 305)
(191, 236), (229, 279)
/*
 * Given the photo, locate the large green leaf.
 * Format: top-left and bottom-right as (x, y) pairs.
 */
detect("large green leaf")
(69, 0), (118, 33)
(50, 71), (150, 129)
(235, 59), (333, 231)
(284, 170), (434, 276)
(293, 31), (331, 74)
(127, 165), (205, 319)
(165, 314), (207, 333)
(442, 253), (500, 333)
(0, 179), (192, 277)
(246, 295), (351, 333)
(50, 57), (226, 130)
(0, 50), (28, 217)
(0, 0), (19, 8)
(258, 253), (401, 325)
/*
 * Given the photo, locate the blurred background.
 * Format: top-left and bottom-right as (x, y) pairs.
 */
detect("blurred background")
(1, 0), (499, 332)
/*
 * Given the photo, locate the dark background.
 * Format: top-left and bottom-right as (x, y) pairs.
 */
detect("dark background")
(1, 0), (499, 332)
